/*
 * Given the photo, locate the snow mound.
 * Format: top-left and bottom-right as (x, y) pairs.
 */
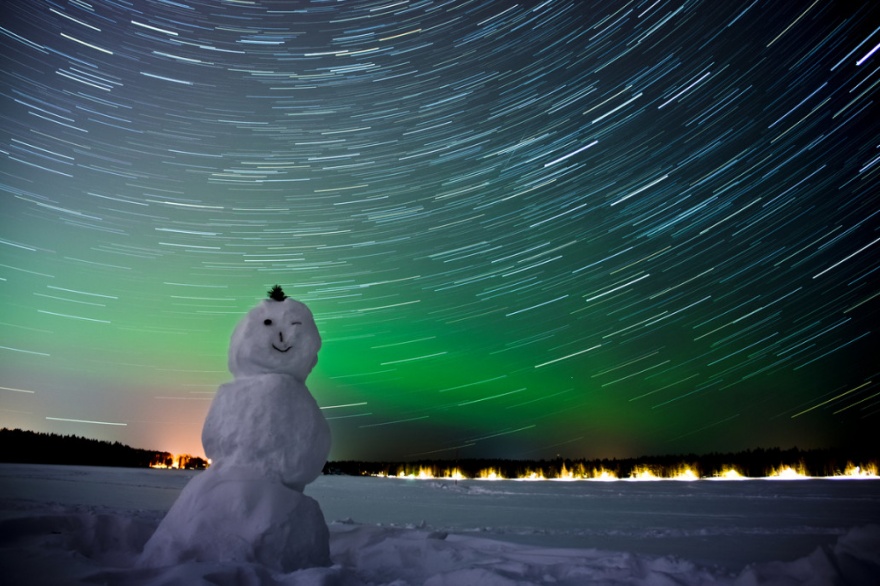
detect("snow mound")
(139, 472), (330, 572)
(734, 524), (880, 586)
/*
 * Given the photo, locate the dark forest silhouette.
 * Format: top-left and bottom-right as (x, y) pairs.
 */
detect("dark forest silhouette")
(0, 428), (207, 469)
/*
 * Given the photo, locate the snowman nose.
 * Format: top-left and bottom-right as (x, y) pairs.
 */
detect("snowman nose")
(278, 331), (284, 343)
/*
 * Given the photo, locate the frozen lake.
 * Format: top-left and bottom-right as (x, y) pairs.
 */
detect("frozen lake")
(1, 464), (879, 584)
(313, 473), (880, 569)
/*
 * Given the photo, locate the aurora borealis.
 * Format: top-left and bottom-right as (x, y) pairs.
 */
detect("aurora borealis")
(2, 0), (879, 461)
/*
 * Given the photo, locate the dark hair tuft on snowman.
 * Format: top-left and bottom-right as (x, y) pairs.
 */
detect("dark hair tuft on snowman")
(268, 285), (288, 301)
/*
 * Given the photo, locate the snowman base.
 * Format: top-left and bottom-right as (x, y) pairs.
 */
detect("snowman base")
(140, 467), (330, 571)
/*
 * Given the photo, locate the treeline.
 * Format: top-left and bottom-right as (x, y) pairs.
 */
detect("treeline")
(324, 446), (879, 479)
(0, 428), (207, 469)
(4, 427), (875, 478)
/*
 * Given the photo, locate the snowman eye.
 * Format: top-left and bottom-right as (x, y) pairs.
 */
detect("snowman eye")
(263, 319), (272, 325)
(291, 321), (302, 326)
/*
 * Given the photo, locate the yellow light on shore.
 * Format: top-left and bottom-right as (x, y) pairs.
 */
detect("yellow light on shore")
(556, 463), (576, 480)
(591, 468), (617, 481)
(837, 462), (878, 478)
(443, 468), (465, 480)
(714, 467), (745, 479)
(669, 466), (700, 481)
(768, 463), (809, 479)
(628, 465), (660, 480)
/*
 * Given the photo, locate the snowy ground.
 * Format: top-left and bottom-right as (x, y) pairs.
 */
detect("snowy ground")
(1, 464), (879, 585)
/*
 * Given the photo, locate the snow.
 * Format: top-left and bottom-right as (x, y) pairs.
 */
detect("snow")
(201, 374), (331, 493)
(139, 292), (332, 571)
(2, 464), (879, 585)
(205, 293), (329, 491)
(138, 469), (330, 572)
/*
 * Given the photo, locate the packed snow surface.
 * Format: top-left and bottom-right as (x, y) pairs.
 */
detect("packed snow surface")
(2, 464), (879, 585)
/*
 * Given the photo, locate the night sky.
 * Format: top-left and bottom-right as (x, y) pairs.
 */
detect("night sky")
(2, 0), (879, 462)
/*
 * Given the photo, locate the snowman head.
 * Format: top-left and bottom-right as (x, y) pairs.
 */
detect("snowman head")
(228, 286), (321, 380)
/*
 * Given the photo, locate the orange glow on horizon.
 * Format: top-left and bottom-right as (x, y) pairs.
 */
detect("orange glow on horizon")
(149, 453), (208, 470)
(150, 454), (181, 469)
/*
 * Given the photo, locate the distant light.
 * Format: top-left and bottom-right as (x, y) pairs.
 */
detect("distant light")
(767, 464), (809, 480)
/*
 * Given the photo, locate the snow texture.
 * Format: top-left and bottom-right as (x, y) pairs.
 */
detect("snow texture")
(2, 465), (880, 585)
(139, 294), (331, 570)
(138, 470), (329, 572)
(202, 374), (331, 492)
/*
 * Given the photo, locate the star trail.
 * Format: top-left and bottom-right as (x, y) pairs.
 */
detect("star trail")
(1, 0), (878, 461)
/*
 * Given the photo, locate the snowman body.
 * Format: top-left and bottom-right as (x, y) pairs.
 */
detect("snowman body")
(141, 290), (332, 571)
(202, 373), (330, 492)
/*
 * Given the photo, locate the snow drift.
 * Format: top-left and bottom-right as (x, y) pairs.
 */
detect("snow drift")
(2, 464), (879, 585)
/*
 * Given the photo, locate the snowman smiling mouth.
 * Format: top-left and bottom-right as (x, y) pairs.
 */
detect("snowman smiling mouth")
(272, 343), (292, 353)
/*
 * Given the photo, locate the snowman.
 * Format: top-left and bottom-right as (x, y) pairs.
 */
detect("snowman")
(140, 286), (332, 571)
